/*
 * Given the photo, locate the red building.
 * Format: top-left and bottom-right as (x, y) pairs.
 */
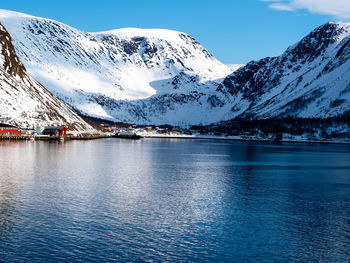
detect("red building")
(0, 123), (22, 136)
(42, 126), (67, 137)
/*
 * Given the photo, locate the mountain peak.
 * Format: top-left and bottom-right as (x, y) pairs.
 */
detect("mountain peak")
(314, 21), (350, 42)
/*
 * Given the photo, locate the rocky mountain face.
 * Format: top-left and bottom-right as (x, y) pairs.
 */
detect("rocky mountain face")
(219, 22), (350, 120)
(1, 9), (349, 126)
(0, 22), (93, 131)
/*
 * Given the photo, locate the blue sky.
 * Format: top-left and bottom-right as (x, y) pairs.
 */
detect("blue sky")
(0, 0), (345, 64)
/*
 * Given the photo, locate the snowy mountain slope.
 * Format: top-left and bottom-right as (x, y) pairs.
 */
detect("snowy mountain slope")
(1, 9), (349, 125)
(219, 22), (350, 119)
(0, 22), (93, 131)
(0, 9), (232, 124)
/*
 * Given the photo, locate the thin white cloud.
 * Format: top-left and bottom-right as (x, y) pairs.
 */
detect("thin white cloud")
(269, 3), (295, 11)
(262, 0), (350, 20)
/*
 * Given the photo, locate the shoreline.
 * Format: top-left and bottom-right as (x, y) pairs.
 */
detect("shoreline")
(141, 134), (350, 145)
(0, 134), (110, 141)
(1, 134), (350, 145)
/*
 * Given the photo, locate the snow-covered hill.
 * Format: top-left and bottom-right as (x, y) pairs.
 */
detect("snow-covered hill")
(219, 22), (350, 119)
(0, 9), (232, 125)
(0, 22), (93, 131)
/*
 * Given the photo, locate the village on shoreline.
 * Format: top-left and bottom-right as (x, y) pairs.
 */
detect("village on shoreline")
(1, 121), (350, 145)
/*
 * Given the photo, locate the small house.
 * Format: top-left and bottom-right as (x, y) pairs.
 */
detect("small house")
(156, 128), (168, 134)
(19, 128), (35, 136)
(0, 123), (21, 136)
(42, 126), (67, 137)
(103, 123), (111, 131)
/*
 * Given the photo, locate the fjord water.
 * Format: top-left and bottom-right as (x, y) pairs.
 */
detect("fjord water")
(0, 139), (349, 262)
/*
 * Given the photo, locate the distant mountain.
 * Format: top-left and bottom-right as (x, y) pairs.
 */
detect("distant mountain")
(1, 9), (349, 126)
(0, 22), (93, 131)
(219, 22), (350, 119)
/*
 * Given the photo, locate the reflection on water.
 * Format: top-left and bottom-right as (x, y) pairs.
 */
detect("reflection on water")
(0, 139), (350, 262)
(0, 176), (15, 241)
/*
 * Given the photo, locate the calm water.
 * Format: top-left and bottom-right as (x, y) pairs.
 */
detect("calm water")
(0, 139), (350, 262)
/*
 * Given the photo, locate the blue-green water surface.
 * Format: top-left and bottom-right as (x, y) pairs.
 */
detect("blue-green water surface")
(0, 139), (349, 262)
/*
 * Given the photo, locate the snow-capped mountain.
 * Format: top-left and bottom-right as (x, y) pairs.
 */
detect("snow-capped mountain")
(0, 9), (232, 125)
(1, 9), (349, 125)
(0, 22), (92, 131)
(219, 22), (350, 119)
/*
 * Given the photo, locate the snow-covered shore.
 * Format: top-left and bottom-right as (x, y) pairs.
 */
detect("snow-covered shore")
(139, 133), (350, 144)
